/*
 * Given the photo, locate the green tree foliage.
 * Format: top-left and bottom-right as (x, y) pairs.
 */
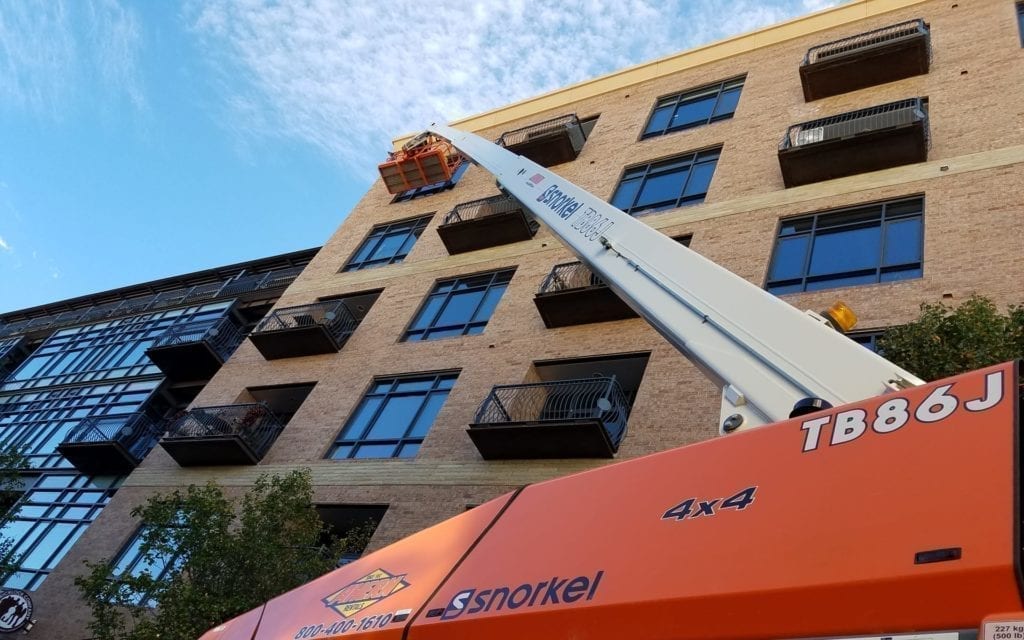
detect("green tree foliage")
(75, 470), (376, 640)
(0, 446), (28, 581)
(878, 296), (1024, 381)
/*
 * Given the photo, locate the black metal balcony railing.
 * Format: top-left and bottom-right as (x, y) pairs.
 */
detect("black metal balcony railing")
(437, 193), (539, 254)
(162, 403), (283, 464)
(804, 19), (928, 64)
(799, 20), (930, 102)
(497, 114), (586, 167)
(533, 261), (637, 328)
(0, 265), (305, 339)
(256, 300), (357, 339)
(538, 261), (605, 294)
(473, 377), (631, 449)
(0, 336), (27, 379)
(443, 194), (526, 225)
(151, 317), (245, 362)
(499, 114), (582, 148)
(61, 413), (163, 463)
(781, 98), (927, 150)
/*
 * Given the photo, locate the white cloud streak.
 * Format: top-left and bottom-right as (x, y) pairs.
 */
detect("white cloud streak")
(0, 0), (144, 117)
(185, 0), (832, 176)
(0, 236), (10, 252)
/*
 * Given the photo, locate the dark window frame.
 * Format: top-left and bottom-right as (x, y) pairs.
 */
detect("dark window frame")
(848, 330), (886, 354)
(326, 371), (459, 460)
(764, 197), (924, 294)
(402, 269), (516, 342)
(1018, 2), (1024, 46)
(640, 76), (745, 140)
(391, 162), (469, 203)
(2, 474), (120, 591)
(610, 148), (721, 216)
(108, 524), (185, 606)
(341, 214), (433, 272)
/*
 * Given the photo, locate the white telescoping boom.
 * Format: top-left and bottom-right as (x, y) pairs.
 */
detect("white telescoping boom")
(427, 123), (924, 432)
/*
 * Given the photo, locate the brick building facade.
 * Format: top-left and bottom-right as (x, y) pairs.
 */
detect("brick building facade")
(3, 0), (1023, 636)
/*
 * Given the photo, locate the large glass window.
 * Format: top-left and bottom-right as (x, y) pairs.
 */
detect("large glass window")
(327, 373), (458, 460)
(0, 380), (160, 469)
(342, 215), (432, 272)
(402, 269), (515, 342)
(1, 474), (120, 590)
(109, 525), (183, 606)
(610, 149), (720, 216)
(766, 198), (924, 294)
(642, 77), (744, 139)
(2, 302), (231, 392)
(392, 163), (468, 203)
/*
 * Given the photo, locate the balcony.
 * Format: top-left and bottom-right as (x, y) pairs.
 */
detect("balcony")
(534, 262), (638, 328)
(57, 413), (163, 474)
(159, 403), (283, 466)
(249, 300), (360, 360)
(146, 316), (245, 381)
(468, 377), (630, 459)
(801, 19), (930, 101)
(499, 114), (587, 167)
(437, 194), (539, 254)
(0, 336), (28, 380)
(778, 98), (928, 187)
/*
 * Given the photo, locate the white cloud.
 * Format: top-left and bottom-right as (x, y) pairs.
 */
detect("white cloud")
(0, 236), (10, 252)
(803, 0), (844, 10)
(185, 0), (813, 176)
(0, 0), (144, 117)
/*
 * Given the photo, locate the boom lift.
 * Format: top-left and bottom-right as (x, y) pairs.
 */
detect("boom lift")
(201, 126), (1022, 640)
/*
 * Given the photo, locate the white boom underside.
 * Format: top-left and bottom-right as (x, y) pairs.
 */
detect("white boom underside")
(428, 124), (923, 432)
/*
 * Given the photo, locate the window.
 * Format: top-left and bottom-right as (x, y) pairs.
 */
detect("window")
(642, 77), (744, 139)
(0, 380), (160, 469)
(2, 302), (232, 392)
(1018, 2), (1024, 46)
(342, 215), (432, 272)
(315, 505), (386, 566)
(402, 269), (515, 342)
(610, 149), (720, 215)
(327, 372), (458, 460)
(1, 474), (119, 590)
(109, 525), (184, 606)
(849, 330), (885, 354)
(392, 163), (468, 203)
(766, 197), (923, 294)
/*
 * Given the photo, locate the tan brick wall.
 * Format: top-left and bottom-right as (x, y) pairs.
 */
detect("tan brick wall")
(35, 1), (1024, 636)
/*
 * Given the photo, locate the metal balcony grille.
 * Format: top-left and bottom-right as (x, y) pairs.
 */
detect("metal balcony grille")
(253, 300), (358, 343)
(0, 265), (305, 338)
(780, 98), (927, 150)
(164, 403), (283, 460)
(62, 412), (163, 462)
(151, 316), (244, 361)
(804, 19), (928, 64)
(538, 262), (605, 294)
(499, 114), (582, 148)
(443, 194), (528, 225)
(474, 377), (630, 448)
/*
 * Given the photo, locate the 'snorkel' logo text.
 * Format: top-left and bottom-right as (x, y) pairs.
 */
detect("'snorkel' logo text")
(440, 570), (603, 620)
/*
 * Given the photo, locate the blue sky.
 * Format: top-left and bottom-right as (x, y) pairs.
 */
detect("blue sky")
(0, 0), (837, 314)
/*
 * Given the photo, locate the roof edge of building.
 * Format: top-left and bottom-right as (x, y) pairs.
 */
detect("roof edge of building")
(392, 0), (927, 148)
